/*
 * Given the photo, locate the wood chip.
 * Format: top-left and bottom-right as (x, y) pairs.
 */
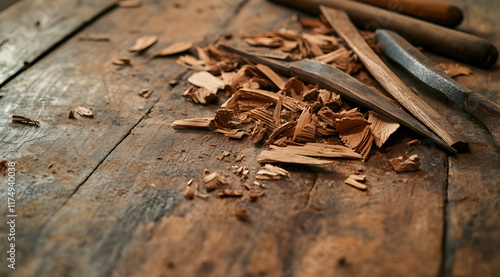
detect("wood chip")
(344, 176), (367, 190)
(68, 110), (75, 119)
(258, 143), (361, 165)
(203, 171), (227, 191)
(438, 63), (472, 78)
(118, 0), (141, 8)
(182, 86), (217, 105)
(293, 108), (317, 142)
(234, 208), (247, 221)
(75, 106), (93, 117)
(336, 117), (373, 160)
(129, 35), (158, 52)
(79, 34), (110, 41)
(12, 115), (40, 126)
(187, 71), (224, 93)
(138, 88), (153, 98)
(219, 189), (243, 197)
(390, 154), (421, 172)
(183, 186), (195, 200)
(256, 164), (289, 180)
(172, 118), (213, 128)
(368, 111), (399, 148)
(155, 42), (193, 56)
(249, 189), (265, 201)
(111, 56), (130, 66)
(407, 139), (421, 146)
(255, 64), (286, 89)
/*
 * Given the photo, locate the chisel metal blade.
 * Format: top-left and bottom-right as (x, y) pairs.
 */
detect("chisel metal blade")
(376, 29), (500, 147)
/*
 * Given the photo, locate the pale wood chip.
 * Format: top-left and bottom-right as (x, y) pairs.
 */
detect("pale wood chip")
(336, 117), (373, 160)
(75, 106), (93, 117)
(111, 56), (130, 66)
(256, 164), (289, 180)
(79, 34), (110, 41)
(184, 186), (195, 200)
(438, 63), (472, 78)
(155, 42), (193, 56)
(138, 88), (153, 98)
(203, 171), (227, 191)
(172, 118), (213, 128)
(344, 177), (367, 190)
(129, 35), (158, 52)
(182, 86), (217, 105)
(187, 71), (224, 93)
(118, 0), (141, 8)
(12, 115), (40, 126)
(367, 111), (399, 148)
(293, 108), (317, 142)
(348, 174), (366, 182)
(255, 64), (286, 89)
(390, 154), (421, 172)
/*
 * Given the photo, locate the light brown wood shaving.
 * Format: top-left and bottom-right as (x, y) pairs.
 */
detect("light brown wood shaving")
(138, 88), (153, 98)
(187, 71), (224, 93)
(155, 42), (193, 56)
(255, 64), (286, 89)
(344, 175), (367, 190)
(219, 189), (243, 197)
(182, 86), (217, 105)
(172, 118), (213, 128)
(390, 154), (421, 172)
(256, 164), (289, 180)
(75, 106), (93, 117)
(111, 56), (130, 66)
(438, 63), (472, 78)
(234, 208), (247, 221)
(368, 111), (399, 148)
(336, 117), (373, 160)
(129, 35), (158, 52)
(203, 171), (227, 191)
(184, 186), (195, 200)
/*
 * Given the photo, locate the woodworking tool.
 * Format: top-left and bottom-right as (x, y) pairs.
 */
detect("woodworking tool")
(220, 42), (455, 152)
(376, 29), (500, 147)
(269, 0), (498, 67)
(353, 0), (463, 27)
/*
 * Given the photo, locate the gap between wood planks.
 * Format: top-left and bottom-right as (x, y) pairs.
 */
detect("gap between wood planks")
(441, 154), (452, 277)
(54, 0), (253, 212)
(0, 3), (118, 89)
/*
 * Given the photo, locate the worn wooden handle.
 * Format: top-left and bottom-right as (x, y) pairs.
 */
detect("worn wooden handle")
(466, 92), (500, 147)
(354, 0), (463, 27)
(269, 0), (498, 67)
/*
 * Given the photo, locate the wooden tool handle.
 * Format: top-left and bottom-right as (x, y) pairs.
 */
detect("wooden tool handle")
(269, 0), (498, 67)
(354, 0), (463, 27)
(466, 92), (500, 147)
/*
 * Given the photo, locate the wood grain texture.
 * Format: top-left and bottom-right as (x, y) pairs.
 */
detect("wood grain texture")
(0, 0), (246, 276)
(322, 6), (467, 153)
(0, 0), (116, 85)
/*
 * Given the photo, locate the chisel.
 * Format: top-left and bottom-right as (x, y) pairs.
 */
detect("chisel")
(376, 29), (500, 147)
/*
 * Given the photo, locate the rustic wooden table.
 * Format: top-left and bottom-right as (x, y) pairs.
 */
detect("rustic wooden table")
(0, 0), (498, 276)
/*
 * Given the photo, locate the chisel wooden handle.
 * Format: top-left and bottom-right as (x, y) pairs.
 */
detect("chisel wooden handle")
(269, 0), (498, 67)
(354, 0), (463, 27)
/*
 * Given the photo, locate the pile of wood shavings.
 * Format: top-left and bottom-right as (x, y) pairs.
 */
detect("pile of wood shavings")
(173, 18), (401, 165)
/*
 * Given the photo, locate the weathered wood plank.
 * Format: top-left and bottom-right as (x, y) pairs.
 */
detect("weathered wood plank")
(0, 0), (116, 85)
(20, 1), (452, 276)
(439, 1), (500, 276)
(0, 0), (246, 276)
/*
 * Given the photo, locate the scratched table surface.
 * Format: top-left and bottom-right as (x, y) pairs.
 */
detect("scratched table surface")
(0, 0), (498, 276)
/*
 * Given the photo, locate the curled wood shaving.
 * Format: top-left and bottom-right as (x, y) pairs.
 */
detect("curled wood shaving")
(438, 63), (472, 78)
(129, 35), (158, 52)
(79, 34), (110, 41)
(172, 118), (213, 128)
(182, 86), (217, 105)
(155, 42), (193, 56)
(12, 115), (40, 126)
(256, 164), (289, 180)
(75, 106), (93, 117)
(138, 88), (153, 98)
(111, 56), (130, 66)
(203, 171), (227, 191)
(390, 154), (421, 172)
(368, 111), (399, 148)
